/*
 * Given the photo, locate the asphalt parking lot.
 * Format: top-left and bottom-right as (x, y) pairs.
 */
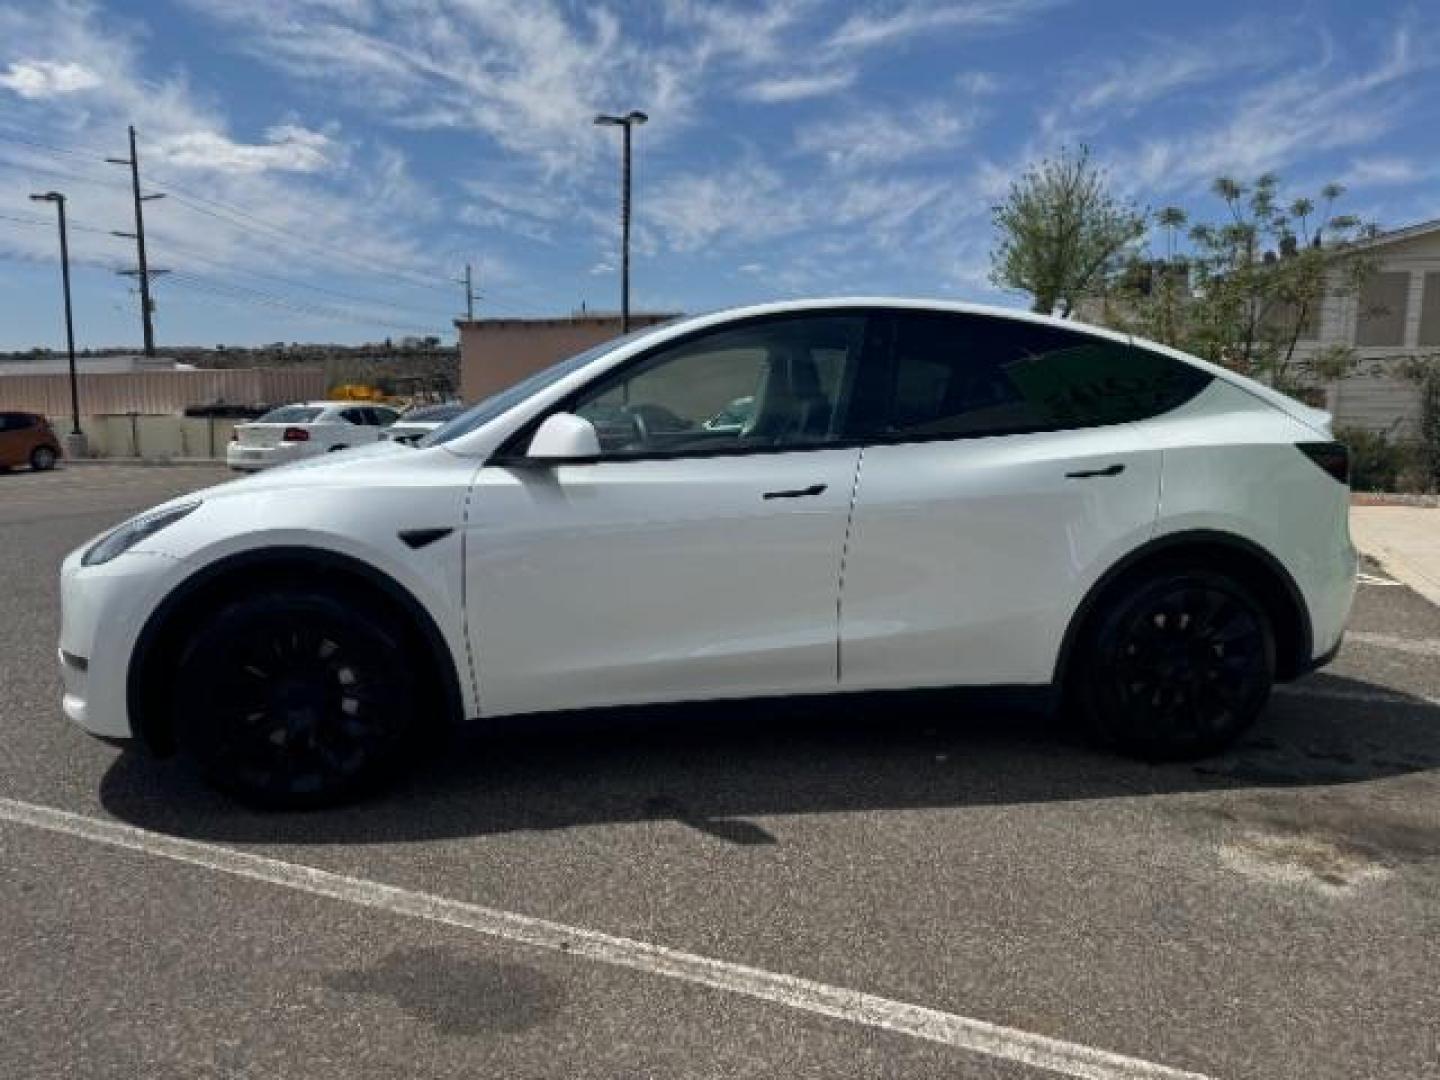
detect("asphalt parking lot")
(2, 464), (1438, 1080)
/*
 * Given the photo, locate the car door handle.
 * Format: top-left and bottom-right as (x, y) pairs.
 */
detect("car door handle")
(1065, 464), (1125, 479)
(762, 483), (828, 500)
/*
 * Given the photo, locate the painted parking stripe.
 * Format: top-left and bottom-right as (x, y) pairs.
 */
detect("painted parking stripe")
(0, 796), (1213, 1080)
(1345, 631), (1440, 659)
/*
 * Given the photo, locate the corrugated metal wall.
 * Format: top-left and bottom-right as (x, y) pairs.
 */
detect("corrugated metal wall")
(0, 368), (326, 416)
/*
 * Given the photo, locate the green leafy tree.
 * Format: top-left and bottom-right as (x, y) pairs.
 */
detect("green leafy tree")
(990, 146), (1146, 317)
(1102, 175), (1377, 394)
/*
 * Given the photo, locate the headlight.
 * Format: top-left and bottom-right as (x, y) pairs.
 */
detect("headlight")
(82, 501), (201, 567)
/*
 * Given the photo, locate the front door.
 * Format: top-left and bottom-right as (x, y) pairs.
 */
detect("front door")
(465, 312), (875, 717)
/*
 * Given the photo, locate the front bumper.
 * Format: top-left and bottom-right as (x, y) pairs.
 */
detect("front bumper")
(58, 547), (183, 741)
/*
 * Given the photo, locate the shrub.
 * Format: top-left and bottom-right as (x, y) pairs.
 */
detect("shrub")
(1335, 426), (1406, 492)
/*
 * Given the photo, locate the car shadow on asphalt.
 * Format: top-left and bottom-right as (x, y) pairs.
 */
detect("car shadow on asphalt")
(98, 671), (1440, 845)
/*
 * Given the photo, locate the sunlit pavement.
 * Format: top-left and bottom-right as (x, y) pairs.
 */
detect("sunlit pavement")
(2, 465), (1438, 1080)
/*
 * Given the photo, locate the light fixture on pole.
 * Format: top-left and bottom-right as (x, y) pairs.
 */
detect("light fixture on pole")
(593, 110), (648, 333)
(29, 191), (85, 452)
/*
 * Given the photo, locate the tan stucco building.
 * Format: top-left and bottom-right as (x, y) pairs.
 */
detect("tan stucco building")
(1296, 219), (1440, 434)
(455, 312), (677, 403)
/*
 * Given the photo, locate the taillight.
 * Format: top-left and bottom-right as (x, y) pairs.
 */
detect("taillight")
(281, 427), (311, 442)
(1297, 441), (1350, 485)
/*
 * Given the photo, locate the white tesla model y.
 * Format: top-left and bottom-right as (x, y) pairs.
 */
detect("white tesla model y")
(59, 300), (1356, 805)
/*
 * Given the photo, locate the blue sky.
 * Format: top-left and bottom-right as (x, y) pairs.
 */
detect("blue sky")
(1, 0), (1436, 349)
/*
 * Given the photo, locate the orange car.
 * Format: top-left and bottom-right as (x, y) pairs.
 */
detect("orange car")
(0, 411), (63, 471)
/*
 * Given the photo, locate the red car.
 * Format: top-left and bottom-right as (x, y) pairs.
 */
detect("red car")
(0, 412), (63, 471)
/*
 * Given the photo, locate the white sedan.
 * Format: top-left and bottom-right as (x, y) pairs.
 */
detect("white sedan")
(60, 298), (1356, 806)
(226, 401), (401, 471)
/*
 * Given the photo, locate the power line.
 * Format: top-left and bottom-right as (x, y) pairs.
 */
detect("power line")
(1, 128), (536, 317)
(0, 130), (110, 161)
(164, 270), (446, 335)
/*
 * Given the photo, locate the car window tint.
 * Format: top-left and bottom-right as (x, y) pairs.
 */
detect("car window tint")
(340, 408), (369, 425)
(372, 407), (400, 426)
(570, 315), (868, 459)
(885, 313), (1212, 438)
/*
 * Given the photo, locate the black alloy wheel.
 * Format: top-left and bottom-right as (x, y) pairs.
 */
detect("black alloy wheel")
(1076, 569), (1275, 760)
(174, 590), (415, 807)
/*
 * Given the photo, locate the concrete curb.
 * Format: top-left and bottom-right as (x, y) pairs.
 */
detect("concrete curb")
(61, 458), (229, 467)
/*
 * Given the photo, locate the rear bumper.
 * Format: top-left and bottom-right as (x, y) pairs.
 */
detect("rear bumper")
(225, 441), (309, 471)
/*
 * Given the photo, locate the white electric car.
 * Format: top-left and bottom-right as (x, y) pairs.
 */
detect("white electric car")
(59, 299), (1356, 806)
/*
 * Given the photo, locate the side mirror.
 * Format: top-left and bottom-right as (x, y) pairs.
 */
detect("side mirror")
(523, 412), (601, 461)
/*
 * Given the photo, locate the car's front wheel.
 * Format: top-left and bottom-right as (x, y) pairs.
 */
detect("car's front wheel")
(30, 445), (57, 471)
(173, 589), (416, 807)
(1073, 568), (1275, 760)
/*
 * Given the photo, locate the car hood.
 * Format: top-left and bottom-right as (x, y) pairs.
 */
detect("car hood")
(147, 440), (422, 511)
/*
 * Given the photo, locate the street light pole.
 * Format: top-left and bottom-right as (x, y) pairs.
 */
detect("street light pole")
(30, 191), (82, 439)
(593, 110), (648, 333)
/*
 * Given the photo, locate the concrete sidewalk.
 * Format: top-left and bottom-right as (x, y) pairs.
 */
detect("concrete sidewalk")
(1351, 505), (1440, 607)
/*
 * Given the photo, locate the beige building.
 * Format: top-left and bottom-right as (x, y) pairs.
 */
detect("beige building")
(456, 312), (676, 403)
(1298, 218), (1440, 434)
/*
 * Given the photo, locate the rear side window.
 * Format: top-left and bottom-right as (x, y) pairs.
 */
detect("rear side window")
(882, 312), (1211, 439)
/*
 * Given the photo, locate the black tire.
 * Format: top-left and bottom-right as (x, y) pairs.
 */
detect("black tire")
(327, 444), (348, 453)
(30, 445), (57, 471)
(1072, 568), (1275, 761)
(172, 589), (417, 808)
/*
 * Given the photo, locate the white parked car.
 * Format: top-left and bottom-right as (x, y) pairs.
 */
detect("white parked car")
(226, 401), (401, 471)
(60, 299), (1356, 806)
(380, 401), (467, 445)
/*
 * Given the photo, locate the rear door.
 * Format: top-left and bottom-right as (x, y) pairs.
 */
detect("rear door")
(840, 311), (1208, 690)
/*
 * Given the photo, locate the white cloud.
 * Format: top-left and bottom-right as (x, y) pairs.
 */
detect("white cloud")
(0, 59), (101, 98)
(646, 163), (811, 252)
(178, 0), (697, 174)
(152, 123), (336, 173)
(795, 101), (979, 170)
(1105, 20), (1432, 194)
(825, 0), (1057, 56)
(740, 70), (855, 103)
(1343, 157), (1427, 187)
(0, 0), (452, 331)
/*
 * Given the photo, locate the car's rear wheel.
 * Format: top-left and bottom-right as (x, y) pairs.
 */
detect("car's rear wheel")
(30, 445), (57, 471)
(173, 589), (416, 808)
(1074, 568), (1275, 760)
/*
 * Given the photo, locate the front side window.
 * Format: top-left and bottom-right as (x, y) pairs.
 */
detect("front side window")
(882, 313), (1211, 439)
(570, 315), (868, 458)
(340, 407), (370, 426)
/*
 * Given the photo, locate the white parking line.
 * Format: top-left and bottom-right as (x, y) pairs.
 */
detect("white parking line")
(1345, 631), (1440, 659)
(0, 795), (1213, 1080)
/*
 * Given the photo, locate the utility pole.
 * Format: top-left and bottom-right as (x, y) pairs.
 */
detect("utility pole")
(593, 110), (648, 333)
(107, 125), (165, 356)
(457, 262), (476, 320)
(29, 191), (83, 445)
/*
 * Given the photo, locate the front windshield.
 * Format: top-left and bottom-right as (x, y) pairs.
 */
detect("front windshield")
(421, 324), (671, 447)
